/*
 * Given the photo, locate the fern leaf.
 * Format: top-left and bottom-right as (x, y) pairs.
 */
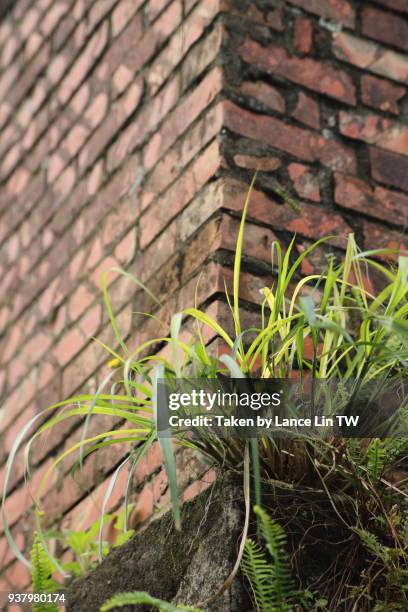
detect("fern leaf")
(30, 533), (59, 612)
(254, 506), (297, 611)
(365, 439), (387, 481)
(100, 591), (203, 611)
(355, 528), (390, 564)
(242, 539), (276, 612)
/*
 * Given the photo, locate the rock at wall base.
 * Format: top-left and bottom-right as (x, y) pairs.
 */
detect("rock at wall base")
(66, 474), (252, 611)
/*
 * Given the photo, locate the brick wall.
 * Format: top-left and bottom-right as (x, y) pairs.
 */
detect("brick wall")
(0, 0), (407, 588)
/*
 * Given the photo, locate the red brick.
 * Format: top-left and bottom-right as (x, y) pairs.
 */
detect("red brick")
(363, 221), (408, 260)
(107, 23), (221, 173)
(361, 75), (405, 115)
(130, 484), (155, 526)
(2, 327), (22, 363)
(59, 21), (109, 104)
(1, 560), (31, 589)
(140, 140), (222, 248)
(143, 66), (223, 170)
(333, 32), (408, 84)
(20, 5), (40, 37)
(1, 35), (20, 68)
(65, 123), (89, 157)
(112, 0), (144, 37)
(335, 172), (408, 226)
(68, 284), (95, 321)
(78, 304), (102, 338)
(287, 0), (355, 28)
(223, 101), (356, 173)
(233, 155), (281, 172)
(219, 179), (352, 248)
(240, 39), (356, 105)
(292, 91), (320, 129)
(149, 0), (172, 22)
(23, 332), (53, 370)
(288, 163), (320, 202)
(362, 7), (408, 52)
(26, 31), (43, 56)
(112, 64), (133, 96)
(53, 327), (85, 366)
(293, 17), (313, 55)
(85, 93), (109, 129)
(372, 0), (408, 13)
(53, 166), (76, 200)
(339, 111), (408, 156)
(71, 82), (90, 114)
(240, 81), (285, 114)
(220, 215), (278, 264)
(335, 173), (408, 235)
(147, 0), (220, 96)
(141, 103), (223, 209)
(78, 81), (143, 171)
(115, 229), (136, 264)
(87, 160), (104, 196)
(38, 361), (55, 388)
(40, 1), (69, 36)
(370, 147), (408, 191)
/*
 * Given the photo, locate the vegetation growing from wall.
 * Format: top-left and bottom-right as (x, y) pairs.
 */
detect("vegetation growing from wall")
(3, 185), (408, 610)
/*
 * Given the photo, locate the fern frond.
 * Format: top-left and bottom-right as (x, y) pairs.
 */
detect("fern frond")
(242, 539), (276, 612)
(383, 437), (408, 469)
(355, 528), (390, 564)
(100, 591), (203, 611)
(365, 439), (387, 481)
(30, 532), (59, 612)
(254, 505), (297, 611)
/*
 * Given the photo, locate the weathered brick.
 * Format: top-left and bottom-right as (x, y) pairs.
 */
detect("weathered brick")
(112, 64), (133, 96)
(335, 172), (408, 226)
(233, 154), (281, 172)
(78, 304), (102, 338)
(287, 0), (355, 28)
(53, 327), (85, 366)
(78, 81), (144, 171)
(40, 1), (69, 37)
(59, 21), (109, 104)
(240, 39), (356, 105)
(68, 284), (95, 321)
(112, 0), (144, 37)
(84, 93), (109, 129)
(339, 111), (408, 156)
(143, 66), (223, 170)
(361, 75), (405, 115)
(1, 36), (20, 68)
(107, 23), (221, 173)
(240, 81), (285, 114)
(293, 17), (313, 54)
(223, 101), (356, 173)
(141, 103), (223, 210)
(362, 7), (408, 52)
(288, 163), (320, 202)
(149, 0), (172, 22)
(231, 179), (349, 245)
(333, 32), (408, 84)
(370, 147), (408, 191)
(292, 91), (320, 129)
(146, 0), (221, 96)
(363, 221), (408, 260)
(140, 140), (222, 248)
(372, 0), (408, 13)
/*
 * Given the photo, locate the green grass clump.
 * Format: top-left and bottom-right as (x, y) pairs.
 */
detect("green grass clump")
(3, 179), (408, 610)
